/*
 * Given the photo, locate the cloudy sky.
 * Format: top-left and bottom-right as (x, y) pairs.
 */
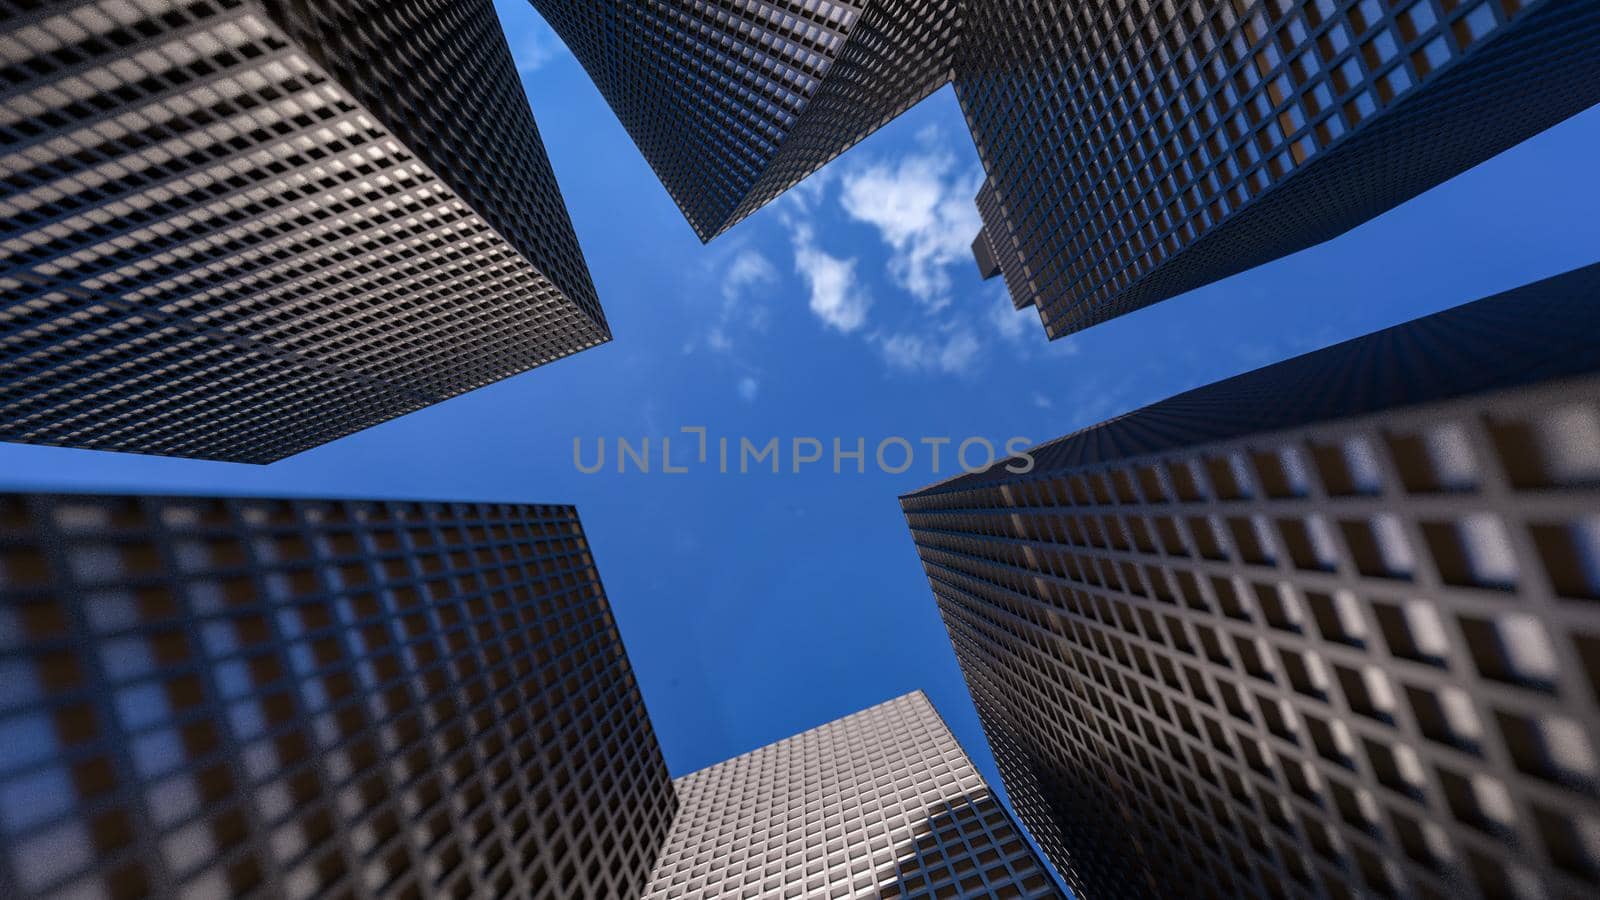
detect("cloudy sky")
(4, 1), (1599, 817)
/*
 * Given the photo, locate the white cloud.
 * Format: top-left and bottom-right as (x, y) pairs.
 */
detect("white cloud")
(938, 331), (981, 374)
(790, 223), (871, 333)
(704, 248), (777, 353)
(516, 19), (565, 75)
(840, 150), (983, 311)
(723, 250), (777, 303)
(880, 333), (928, 371)
(914, 123), (944, 148)
(786, 168), (835, 214)
(770, 131), (1021, 377)
(1032, 392), (1054, 409)
(878, 328), (982, 376)
(987, 290), (1030, 345)
(737, 376), (760, 402)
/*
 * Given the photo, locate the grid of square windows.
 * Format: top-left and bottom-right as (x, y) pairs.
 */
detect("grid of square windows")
(530, 0), (958, 241)
(1, 0), (607, 463)
(642, 692), (1061, 899)
(0, 494), (676, 900)
(903, 264), (1600, 899)
(532, 0), (1600, 346)
(959, 0), (1600, 338)
(721, 0), (962, 234)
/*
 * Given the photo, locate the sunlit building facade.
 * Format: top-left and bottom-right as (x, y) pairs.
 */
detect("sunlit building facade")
(0, 494), (675, 900)
(0, 1), (607, 463)
(642, 692), (1062, 899)
(903, 263), (1600, 898)
(532, 0), (1600, 340)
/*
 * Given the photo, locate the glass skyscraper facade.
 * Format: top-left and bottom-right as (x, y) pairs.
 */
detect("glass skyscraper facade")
(0, 494), (675, 900)
(0, 492), (1060, 900)
(5, 3), (1595, 898)
(531, 0), (1600, 340)
(958, 0), (1600, 338)
(0, 0), (607, 463)
(529, 0), (960, 241)
(642, 692), (1062, 900)
(904, 263), (1600, 898)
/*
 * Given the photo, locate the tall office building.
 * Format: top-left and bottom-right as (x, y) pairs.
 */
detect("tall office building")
(959, 0), (1600, 338)
(642, 691), (1062, 899)
(528, 0), (961, 241)
(532, 0), (1600, 338)
(0, 494), (675, 899)
(1, 1), (607, 463)
(902, 263), (1600, 899)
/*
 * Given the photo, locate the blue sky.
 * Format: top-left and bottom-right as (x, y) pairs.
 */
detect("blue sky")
(4, 0), (1600, 817)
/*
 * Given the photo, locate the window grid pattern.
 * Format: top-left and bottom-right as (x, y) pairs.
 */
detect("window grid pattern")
(973, 176), (1027, 310)
(721, 0), (962, 235)
(0, 494), (676, 900)
(642, 692), (1061, 900)
(530, 0), (870, 240)
(1, 0), (607, 463)
(534, 0), (1599, 345)
(958, 0), (1600, 338)
(902, 268), (1600, 899)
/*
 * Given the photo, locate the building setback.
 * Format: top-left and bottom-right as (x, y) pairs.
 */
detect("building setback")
(958, 0), (1600, 337)
(642, 691), (1062, 899)
(902, 263), (1600, 899)
(0, 1), (607, 463)
(0, 494), (675, 900)
(530, 0), (1600, 339)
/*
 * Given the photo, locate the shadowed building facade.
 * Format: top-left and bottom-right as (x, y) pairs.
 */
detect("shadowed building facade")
(0, 494), (675, 899)
(902, 263), (1600, 898)
(526, 0), (961, 241)
(531, 0), (1600, 339)
(642, 691), (1062, 900)
(1, 1), (606, 463)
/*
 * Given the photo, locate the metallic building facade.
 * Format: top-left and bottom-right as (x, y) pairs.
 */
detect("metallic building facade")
(958, 0), (1600, 339)
(530, 0), (959, 241)
(0, 494), (675, 900)
(723, 0), (961, 235)
(531, 0), (1600, 339)
(902, 263), (1600, 899)
(642, 691), (1062, 900)
(1, 1), (606, 463)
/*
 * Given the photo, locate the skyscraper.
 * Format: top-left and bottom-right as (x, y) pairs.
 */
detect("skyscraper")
(902, 263), (1600, 899)
(526, 1), (961, 242)
(0, 494), (675, 899)
(1, 1), (607, 463)
(958, 0), (1600, 339)
(642, 691), (1062, 899)
(531, 0), (1600, 338)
